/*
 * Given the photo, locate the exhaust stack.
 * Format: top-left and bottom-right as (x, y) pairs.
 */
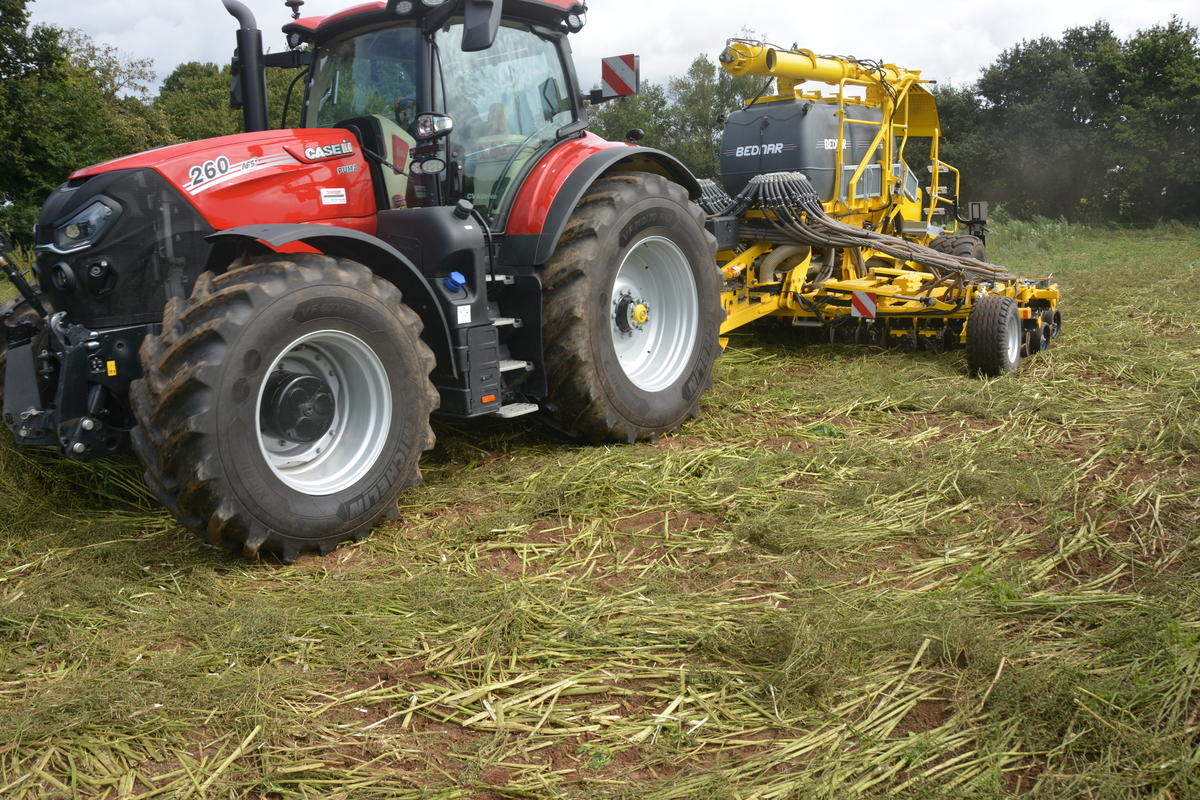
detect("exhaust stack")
(223, 0), (270, 133)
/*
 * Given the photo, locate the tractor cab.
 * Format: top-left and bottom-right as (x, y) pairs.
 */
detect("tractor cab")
(285, 0), (584, 224)
(0, 0), (723, 560)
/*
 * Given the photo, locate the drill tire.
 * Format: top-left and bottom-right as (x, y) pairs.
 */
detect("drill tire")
(538, 172), (722, 443)
(130, 254), (437, 561)
(966, 294), (1022, 376)
(930, 234), (987, 263)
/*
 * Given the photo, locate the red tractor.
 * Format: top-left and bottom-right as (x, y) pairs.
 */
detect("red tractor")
(0, 0), (723, 559)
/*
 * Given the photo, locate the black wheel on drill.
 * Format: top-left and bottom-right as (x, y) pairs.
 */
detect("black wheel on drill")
(130, 254), (438, 561)
(930, 234), (986, 263)
(966, 294), (1022, 376)
(537, 173), (723, 443)
(1041, 308), (1062, 340)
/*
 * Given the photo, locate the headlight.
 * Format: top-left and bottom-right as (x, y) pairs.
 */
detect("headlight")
(566, 3), (587, 32)
(53, 200), (118, 251)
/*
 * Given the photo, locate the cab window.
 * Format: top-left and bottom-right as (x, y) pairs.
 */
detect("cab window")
(308, 24), (421, 130)
(434, 22), (574, 221)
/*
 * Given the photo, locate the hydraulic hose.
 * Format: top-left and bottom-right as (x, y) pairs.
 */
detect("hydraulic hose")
(719, 172), (1017, 283)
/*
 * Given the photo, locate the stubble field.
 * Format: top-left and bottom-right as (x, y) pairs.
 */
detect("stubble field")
(1, 221), (1197, 798)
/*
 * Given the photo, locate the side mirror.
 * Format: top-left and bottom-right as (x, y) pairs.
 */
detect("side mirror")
(0, 232), (12, 257)
(461, 0), (502, 52)
(416, 113), (454, 140)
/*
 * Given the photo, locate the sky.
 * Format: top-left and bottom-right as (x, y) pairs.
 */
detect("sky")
(25, 0), (1198, 95)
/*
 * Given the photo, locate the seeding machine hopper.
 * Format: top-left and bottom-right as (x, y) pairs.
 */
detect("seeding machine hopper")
(708, 41), (1061, 368)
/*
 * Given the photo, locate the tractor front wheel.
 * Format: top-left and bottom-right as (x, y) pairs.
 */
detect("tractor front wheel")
(538, 173), (722, 442)
(130, 254), (438, 560)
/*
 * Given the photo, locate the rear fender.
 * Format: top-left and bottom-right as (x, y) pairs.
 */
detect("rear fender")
(206, 224), (454, 375)
(500, 135), (701, 266)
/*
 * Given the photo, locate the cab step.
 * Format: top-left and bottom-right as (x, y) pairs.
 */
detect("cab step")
(494, 402), (538, 419)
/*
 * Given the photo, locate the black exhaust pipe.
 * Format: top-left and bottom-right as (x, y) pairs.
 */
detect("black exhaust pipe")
(223, 0), (270, 133)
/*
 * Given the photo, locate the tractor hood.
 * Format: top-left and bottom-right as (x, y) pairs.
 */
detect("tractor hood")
(67, 129), (377, 234)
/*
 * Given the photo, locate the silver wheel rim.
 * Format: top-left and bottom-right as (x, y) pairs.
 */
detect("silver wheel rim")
(610, 236), (699, 392)
(1005, 312), (1021, 366)
(256, 330), (391, 495)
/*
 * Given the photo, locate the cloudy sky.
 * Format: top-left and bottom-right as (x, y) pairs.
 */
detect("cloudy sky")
(26, 0), (1196, 94)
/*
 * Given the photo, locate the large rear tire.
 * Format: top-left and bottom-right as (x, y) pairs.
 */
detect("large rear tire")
(537, 173), (722, 442)
(130, 254), (438, 560)
(966, 294), (1022, 376)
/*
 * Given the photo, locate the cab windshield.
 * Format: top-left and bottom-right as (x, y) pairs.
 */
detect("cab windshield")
(305, 19), (576, 223)
(433, 21), (575, 220)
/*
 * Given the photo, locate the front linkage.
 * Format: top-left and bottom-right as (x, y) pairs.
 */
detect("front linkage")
(0, 233), (147, 459)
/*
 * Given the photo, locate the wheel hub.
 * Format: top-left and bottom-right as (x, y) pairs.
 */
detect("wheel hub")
(261, 371), (336, 443)
(256, 331), (392, 495)
(607, 236), (700, 392)
(613, 292), (650, 336)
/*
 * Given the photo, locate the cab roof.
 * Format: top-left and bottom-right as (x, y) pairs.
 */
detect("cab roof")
(283, 0), (580, 41)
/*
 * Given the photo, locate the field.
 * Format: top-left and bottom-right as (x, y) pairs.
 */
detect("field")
(1, 221), (1197, 799)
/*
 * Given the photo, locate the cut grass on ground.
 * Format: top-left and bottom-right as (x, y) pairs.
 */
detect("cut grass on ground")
(0, 222), (1198, 798)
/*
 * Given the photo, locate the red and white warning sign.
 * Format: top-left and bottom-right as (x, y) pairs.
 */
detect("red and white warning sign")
(850, 291), (878, 319)
(601, 54), (640, 99)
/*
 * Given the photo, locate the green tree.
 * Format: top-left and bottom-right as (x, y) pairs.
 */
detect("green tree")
(59, 29), (174, 158)
(661, 54), (767, 180)
(0, 0), (68, 242)
(973, 29), (1110, 220)
(587, 81), (671, 148)
(935, 18), (1199, 223)
(157, 57), (312, 143)
(0, 3), (175, 244)
(1100, 17), (1200, 221)
(157, 62), (244, 141)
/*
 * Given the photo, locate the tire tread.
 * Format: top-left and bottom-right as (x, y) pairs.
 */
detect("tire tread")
(131, 253), (438, 559)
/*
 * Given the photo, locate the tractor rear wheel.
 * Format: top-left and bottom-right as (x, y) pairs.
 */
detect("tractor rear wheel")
(130, 254), (438, 560)
(538, 173), (722, 442)
(966, 294), (1022, 376)
(930, 234), (986, 262)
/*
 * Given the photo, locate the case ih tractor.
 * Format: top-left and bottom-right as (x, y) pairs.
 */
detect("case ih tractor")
(0, 1), (1059, 561)
(1, 0), (722, 559)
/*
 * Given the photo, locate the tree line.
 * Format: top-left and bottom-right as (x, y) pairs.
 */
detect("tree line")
(2, 0), (1197, 246)
(0, 0), (297, 244)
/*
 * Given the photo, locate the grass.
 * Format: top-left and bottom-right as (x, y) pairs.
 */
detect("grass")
(0, 222), (1198, 798)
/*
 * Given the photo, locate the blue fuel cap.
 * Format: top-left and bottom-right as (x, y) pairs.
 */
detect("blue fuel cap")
(444, 271), (466, 292)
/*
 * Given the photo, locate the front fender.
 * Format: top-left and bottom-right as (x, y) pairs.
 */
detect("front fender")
(500, 134), (702, 267)
(206, 223), (455, 376)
